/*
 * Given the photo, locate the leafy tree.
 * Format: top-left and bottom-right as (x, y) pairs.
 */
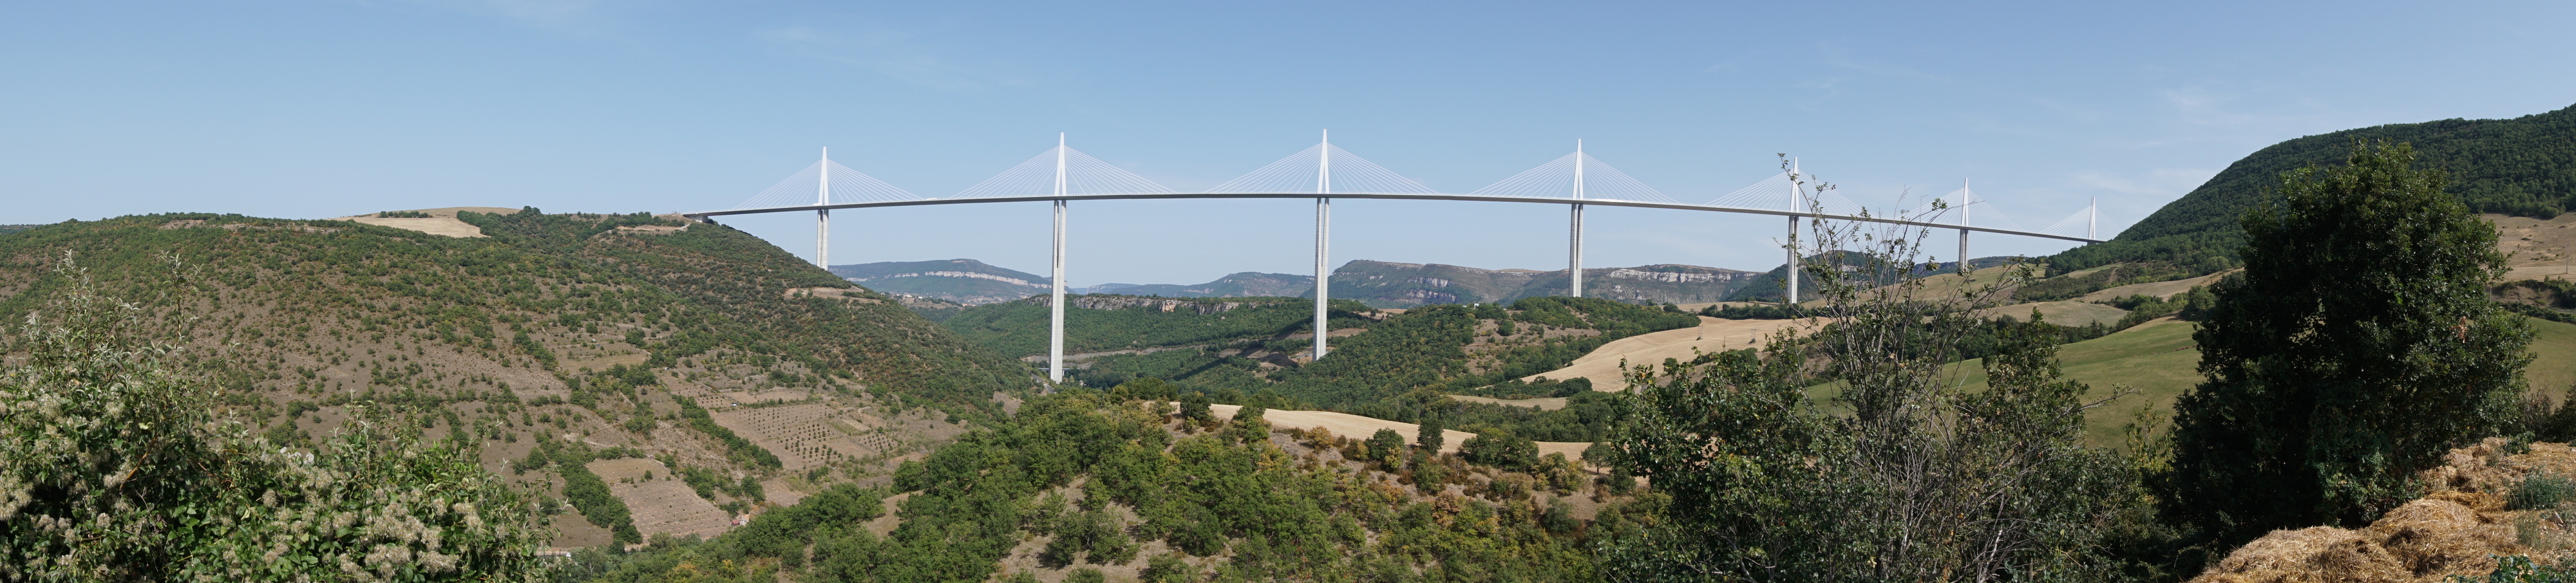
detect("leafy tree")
(1365, 429), (1406, 463)
(1459, 430), (1539, 472)
(1416, 415), (1445, 452)
(1180, 392), (1214, 423)
(2166, 140), (2533, 551)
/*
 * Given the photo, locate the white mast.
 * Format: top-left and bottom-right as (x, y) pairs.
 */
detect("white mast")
(1049, 134), (1068, 383)
(1570, 140), (1585, 298)
(1958, 178), (1971, 275)
(1785, 158), (1800, 304)
(816, 147), (831, 268)
(1314, 130), (1332, 361)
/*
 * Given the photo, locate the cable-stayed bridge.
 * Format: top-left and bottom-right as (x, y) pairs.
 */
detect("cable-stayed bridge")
(686, 134), (2107, 383)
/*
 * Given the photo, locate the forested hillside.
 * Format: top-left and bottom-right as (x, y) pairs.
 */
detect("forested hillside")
(1048, 297), (1695, 444)
(562, 390), (1627, 583)
(2052, 102), (2576, 273)
(941, 295), (1377, 358)
(1330, 260), (1759, 308)
(1086, 272), (1314, 298)
(0, 210), (1034, 547)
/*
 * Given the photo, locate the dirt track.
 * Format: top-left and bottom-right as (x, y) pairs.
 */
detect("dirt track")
(1517, 316), (1824, 391)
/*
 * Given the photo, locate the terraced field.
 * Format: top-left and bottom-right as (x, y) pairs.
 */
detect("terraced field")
(587, 458), (734, 542)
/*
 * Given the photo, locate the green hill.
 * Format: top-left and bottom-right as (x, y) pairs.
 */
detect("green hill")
(2052, 102), (2576, 274)
(0, 210), (1034, 546)
(1090, 271), (1316, 298)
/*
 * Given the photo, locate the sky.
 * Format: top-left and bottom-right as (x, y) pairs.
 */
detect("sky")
(5, 1), (2573, 286)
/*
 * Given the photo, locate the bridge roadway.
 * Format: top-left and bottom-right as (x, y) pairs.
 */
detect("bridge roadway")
(685, 190), (2103, 243)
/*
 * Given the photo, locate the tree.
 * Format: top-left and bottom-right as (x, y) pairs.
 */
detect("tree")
(0, 261), (544, 581)
(1179, 392), (1214, 423)
(1365, 429), (1406, 463)
(2166, 140), (2532, 550)
(1459, 430), (1539, 471)
(1416, 415), (1445, 452)
(1596, 163), (2140, 582)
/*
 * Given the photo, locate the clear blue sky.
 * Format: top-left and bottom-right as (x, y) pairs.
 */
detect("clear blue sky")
(6, 1), (2573, 286)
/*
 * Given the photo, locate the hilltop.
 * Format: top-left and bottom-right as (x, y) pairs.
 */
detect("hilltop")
(2052, 101), (2576, 275)
(829, 259), (1052, 305)
(0, 208), (1035, 548)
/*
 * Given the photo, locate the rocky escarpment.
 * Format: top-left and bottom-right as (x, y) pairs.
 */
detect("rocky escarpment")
(1010, 293), (1292, 315)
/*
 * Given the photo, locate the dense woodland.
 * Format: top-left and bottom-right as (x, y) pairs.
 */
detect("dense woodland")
(940, 296), (1376, 358)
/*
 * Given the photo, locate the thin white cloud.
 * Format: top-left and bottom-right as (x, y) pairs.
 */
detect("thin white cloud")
(754, 23), (1039, 91)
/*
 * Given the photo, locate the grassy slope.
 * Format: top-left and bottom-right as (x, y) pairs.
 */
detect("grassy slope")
(1935, 316), (2576, 447)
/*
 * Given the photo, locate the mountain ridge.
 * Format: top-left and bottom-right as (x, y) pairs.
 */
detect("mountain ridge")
(839, 258), (1764, 308)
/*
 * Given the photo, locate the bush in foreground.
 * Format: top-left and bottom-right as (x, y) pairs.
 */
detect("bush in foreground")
(0, 261), (544, 581)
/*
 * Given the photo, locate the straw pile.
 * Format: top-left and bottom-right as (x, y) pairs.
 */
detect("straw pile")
(2186, 438), (2576, 582)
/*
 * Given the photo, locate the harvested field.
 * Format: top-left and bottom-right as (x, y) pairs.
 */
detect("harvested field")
(2074, 270), (2231, 302)
(586, 458), (733, 542)
(1446, 394), (1567, 411)
(328, 207), (515, 238)
(1519, 316), (1824, 391)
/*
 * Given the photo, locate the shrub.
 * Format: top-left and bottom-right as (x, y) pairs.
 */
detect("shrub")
(1460, 430), (1540, 471)
(1365, 429), (1406, 463)
(2511, 474), (2576, 511)
(0, 263), (544, 580)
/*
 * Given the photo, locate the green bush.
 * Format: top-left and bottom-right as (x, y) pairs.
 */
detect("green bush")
(1365, 429), (1406, 463)
(0, 265), (544, 580)
(2511, 474), (2576, 511)
(1460, 430), (1540, 472)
